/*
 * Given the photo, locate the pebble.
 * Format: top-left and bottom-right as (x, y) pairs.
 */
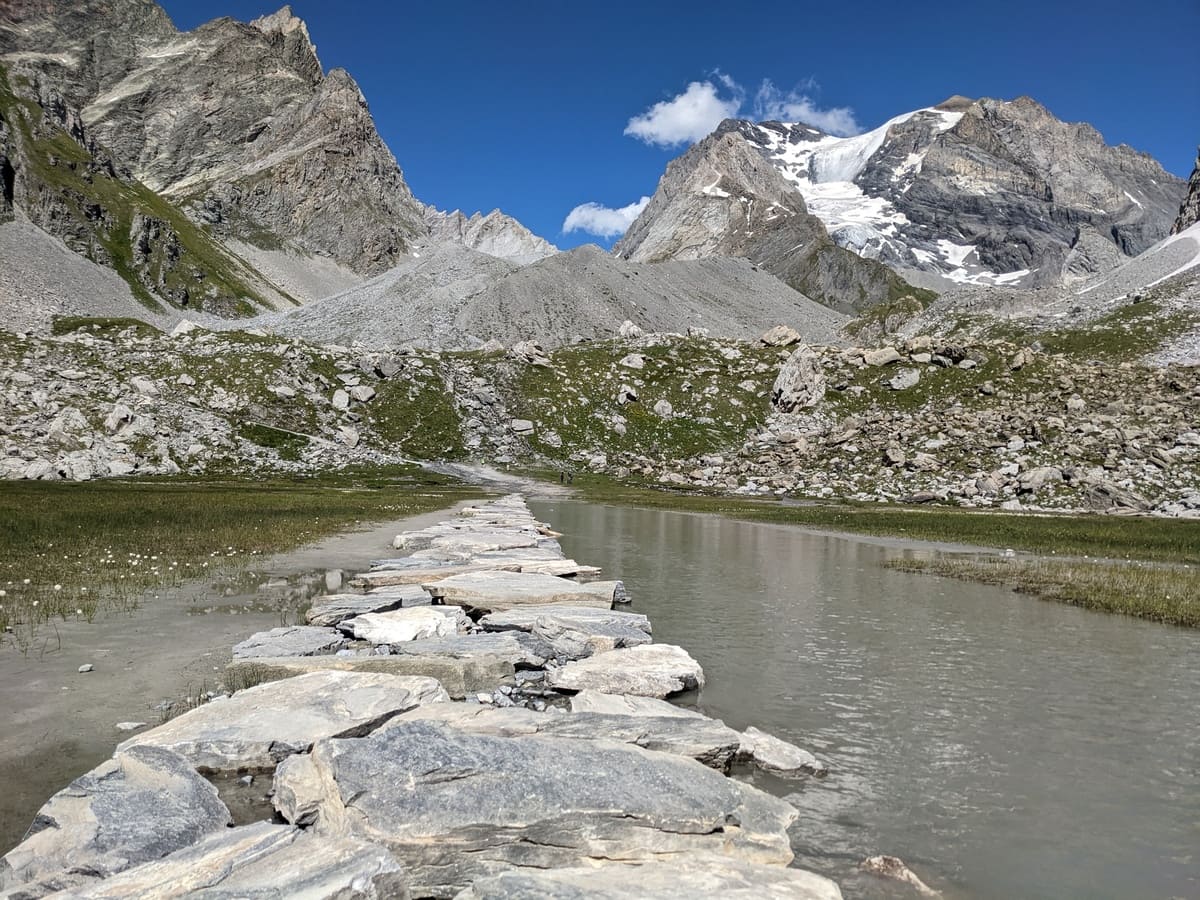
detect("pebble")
(78, 664), (94, 673)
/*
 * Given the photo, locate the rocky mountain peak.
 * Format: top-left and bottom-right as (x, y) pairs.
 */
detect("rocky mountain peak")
(1172, 147), (1200, 234)
(934, 94), (974, 112)
(250, 5), (322, 80)
(615, 126), (919, 313)
(424, 206), (558, 265)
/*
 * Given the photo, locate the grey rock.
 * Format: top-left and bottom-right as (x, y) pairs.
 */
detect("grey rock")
(387, 632), (555, 669)
(306, 587), (432, 626)
(759, 324), (804, 347)
(568, 690), (704, 719)
(423, 571), (624, 612)
(340, 606), (468, 644)
(1172, 147), (1200, 234)
(60, 821), (409, 899)
(231, 625), (346, 660)
(391, 704), (743, 770)
(119, 670), (448, 772)
(425, 207), (557, 266)
(771, 344), (826, 411)
(0, 745), (230, 892)
(888, 368), (920, 390)
(455, 855), (843, 899)
(739, 726), (827, 777)
(273, 722), (798, 897)
(547, 644), (705, 698)
(225, 655), (513, 702)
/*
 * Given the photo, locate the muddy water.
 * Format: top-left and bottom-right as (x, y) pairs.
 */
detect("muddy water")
(0, 503), (468, 852)
(534, 500), (1200, 900)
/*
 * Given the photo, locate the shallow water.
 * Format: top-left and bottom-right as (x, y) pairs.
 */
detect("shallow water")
(533, 499), (1200, 900)
(0, 503), (467, 853)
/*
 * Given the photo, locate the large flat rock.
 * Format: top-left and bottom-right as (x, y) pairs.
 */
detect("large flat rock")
(224, 654), (514, 701)
(353, 563), (520, 590)
(390, 703), (742, 770)
(740, 726), (827, 777)
(547, 644), (705, 698)
(119, 671), (448, 773)
(424, 571), (624, 612)
(387, 632), (554, 668)
(569, 690), (705, 719)
(231, 625), (345, 660)
(306, 586), (432, 626)
(273, 722), (797, 897)
(340, 606), (468, 644)
(0, 746), (230, 894)
(60, 822), (408, 899)
(456, 855), (843, 899)
(480, 605), (651, 659)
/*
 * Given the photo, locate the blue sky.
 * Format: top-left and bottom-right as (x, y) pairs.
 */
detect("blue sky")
(162, 0), (1198, 250)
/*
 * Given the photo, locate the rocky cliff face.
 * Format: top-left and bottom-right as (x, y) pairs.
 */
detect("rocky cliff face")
(0, 1), (426, 280)
(0, 65), (282, 314)
(723, 96), (1185, 287)
(614, 129), (923, 314)
(1172, 148), (1200, 234)
(424, 207), (558, 265)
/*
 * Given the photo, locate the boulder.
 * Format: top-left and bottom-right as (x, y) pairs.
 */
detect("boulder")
(354, 563), (520, 589)
(225, 655), (512, 702)
(652, 399), (674, 418)
(340, 606), (468, 644)
(457, 855), (843, 899)
(481, 605), (652, 659)
(771, 345), (825, 412)
(306, 587), (432, 627)
(547, 644), (704, 698)
(888, 368), (920, 391)
(0, 746), (230, 893)
(119, 671), (448, 772)
(618, 320), (643, 339)
(861, 855), (938, 897)
(273, 722), (797, 897)
(231, 625), (346, 660)
(57, 822), (407, 899)
(387, 632), (554, 669)
(423, 571), (625, 612)
(739, 726), (827, 777)
(863, 347), (902, 366)
(759, 324), (804, 347)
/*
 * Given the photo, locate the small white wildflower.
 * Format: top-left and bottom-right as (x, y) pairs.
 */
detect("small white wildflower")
(53, 584), (62, 591)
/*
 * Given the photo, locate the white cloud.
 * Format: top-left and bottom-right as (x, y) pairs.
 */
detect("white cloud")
(753, 80), (862, 137)
(562, 196), (651, 238)
(624, 80), (743, 148)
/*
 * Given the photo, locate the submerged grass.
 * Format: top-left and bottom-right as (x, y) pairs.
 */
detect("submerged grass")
(886, 556), (1200, 628)
(555, 473), (1200, 564)
(0, 467), (483, 642)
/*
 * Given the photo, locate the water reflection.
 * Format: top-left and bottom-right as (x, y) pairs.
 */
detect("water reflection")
(534, 500), (1200, 900)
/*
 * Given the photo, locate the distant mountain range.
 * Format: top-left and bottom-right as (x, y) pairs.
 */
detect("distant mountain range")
(0, 0), (1194, 345)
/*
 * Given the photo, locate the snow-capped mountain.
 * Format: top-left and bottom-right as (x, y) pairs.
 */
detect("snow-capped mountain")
(719, 95), (1186, 287)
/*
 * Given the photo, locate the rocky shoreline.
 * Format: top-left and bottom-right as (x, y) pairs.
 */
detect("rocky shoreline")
(0, 495), (853, 899)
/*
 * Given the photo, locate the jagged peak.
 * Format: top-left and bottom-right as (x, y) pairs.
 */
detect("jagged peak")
(250, 5), (322, 76)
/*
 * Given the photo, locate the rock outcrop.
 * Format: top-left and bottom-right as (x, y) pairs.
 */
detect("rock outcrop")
(614, 128), (922, 314)
(1172, 147), (1200, 234)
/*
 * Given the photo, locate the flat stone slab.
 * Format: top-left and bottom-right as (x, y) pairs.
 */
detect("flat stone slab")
(225, 654), (513, 701)
(60, 822), (407, 899)
(353, 563), (520, 589)
(119, 670), (448, 773)
(391, 703), (742, 770)
(0, 746), (230, 894)
(388, 632), (554, 668)
(740, 726), (827, 777)
(424, 571), (625, 612)
(480, 605), (651, 634)
(306, 586), (431, 626)
(231, 625), (345, 660)
(569, 690), (704, 719)
(273, 721), (797, 897)
(340, 606), (468, 644)
(480, 605), (651, 659)
(457, 855), (844, 899)
(548, 644), (705, 698)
